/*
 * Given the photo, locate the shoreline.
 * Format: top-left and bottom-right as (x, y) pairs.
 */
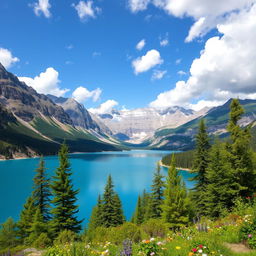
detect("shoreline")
(158, 160), (191, 172)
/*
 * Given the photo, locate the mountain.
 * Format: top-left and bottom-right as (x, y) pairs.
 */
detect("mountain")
(93, 106), (208, 143)
(147, 98), (256, 150)
(47, 94), (112, 135)
(0, 63), (122, 159)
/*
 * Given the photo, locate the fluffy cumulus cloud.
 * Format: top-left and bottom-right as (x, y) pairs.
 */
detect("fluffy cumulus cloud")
(132, 49), (163, 74)
(89, 100), (119, 114)
(128, 0), (256, 41)
(151, 69), (167, 80)
(72, 1), (101, 21)
(0, 48), (19, 68)
(19, 67), (69, 97)
(32, 0), (51, 18)
(150, 4), (256, 110)
(160, 39), (168, 47)
(72, 86), (102, 103)
(136, 39), (146, 50)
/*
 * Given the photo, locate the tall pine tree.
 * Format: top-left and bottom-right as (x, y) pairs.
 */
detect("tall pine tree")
(51, 143), (82, 235)
(32, 158), (51, 221)
(101, 175), (124, 227)
(226, 99), (256, 198)
(0, 217), (18, 249)
(88, 195), (103, 234)
(191, 119), (210, 216)
(162, 155), (189, 229)
(148, 163), (165, 219)
(131, 195), (144, 225)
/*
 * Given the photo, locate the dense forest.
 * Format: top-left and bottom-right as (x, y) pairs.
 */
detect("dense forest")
(0, 99), (256, 256)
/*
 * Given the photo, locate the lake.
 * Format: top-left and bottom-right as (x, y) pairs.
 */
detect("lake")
(0, 150), (195, 226)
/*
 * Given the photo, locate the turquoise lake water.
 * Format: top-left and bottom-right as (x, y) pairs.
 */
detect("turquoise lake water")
(0, 150), (195, 226)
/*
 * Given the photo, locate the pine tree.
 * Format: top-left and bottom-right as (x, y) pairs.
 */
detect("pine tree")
(191, 119), (210, 215)
(131, 195), (144, 225)
(51, 143), (82, 235)
(204, 142), (235, 217)
(148, 163), (165, 219)
(162, 155), (189, 229)
(17, 196), (36, 242)
(88, 195), (103, 233)
(226, 99), (256, 198)
(101, 175), (124, 227)
(0, 217), (18, 249)
(32, 157), (51, 221)
(27, 208), (47, 245)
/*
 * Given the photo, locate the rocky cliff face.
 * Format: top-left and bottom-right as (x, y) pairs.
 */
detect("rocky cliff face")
(47, 95), (112, 135)
(0, 63), (72, 124)
(93, 106), (208, 142)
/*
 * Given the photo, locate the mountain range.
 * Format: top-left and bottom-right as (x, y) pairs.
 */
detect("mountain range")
(0, 62), (256, 159)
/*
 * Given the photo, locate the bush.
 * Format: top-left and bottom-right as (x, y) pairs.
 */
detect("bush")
(33, 232), (52, 249)
(141, 219), (168, 238)
(239, 215), (256, 248)
(89, 226), (109, 243)
(54, 229), (77, 245)
(109, 222), (141, 244)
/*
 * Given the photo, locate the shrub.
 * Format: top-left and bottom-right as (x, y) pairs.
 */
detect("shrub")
(54, 229), (77, 245)
(33, 232), (51, 249)
(141, 219), (168, 238)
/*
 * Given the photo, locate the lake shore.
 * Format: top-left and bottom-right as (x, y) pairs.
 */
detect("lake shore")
(158, 160), (191, 172)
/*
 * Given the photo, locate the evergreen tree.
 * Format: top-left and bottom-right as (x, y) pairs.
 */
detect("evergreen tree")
(88, 195), (103, 233)
(162, 155), (189, 229)
(101, 175), (124, 227)
(192, 119), (210, 215)
(32, 157), (51, 221)
(0, 217), (18, 249)
(26, 208), (47, 245)
(148, 163), (165, 219)
(204, 142), (235, 217)
(226, 99), (256, 198)
(131, 195), (144, 225)
(17, 196), (36, 242)
(51, 143), (82, 235)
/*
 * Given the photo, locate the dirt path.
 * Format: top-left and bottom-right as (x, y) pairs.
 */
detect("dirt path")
(225, 243), (252, 253)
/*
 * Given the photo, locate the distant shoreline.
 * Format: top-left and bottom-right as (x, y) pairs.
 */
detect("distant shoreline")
(158, 160), (191, 172)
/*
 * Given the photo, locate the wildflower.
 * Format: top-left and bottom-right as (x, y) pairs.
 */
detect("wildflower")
(202, 254), (207, 256)
(188, 253), (194, 256)
(198, 249), (203, 253)
(157, 241), (163, 246)
(150, 237), (155, 242)
(248, 234), (252, 238)
(199, 245), (203, 249)
(192, 248), (197, 252)
(150, 252), (155, 256)
(176, 246), (181, 250)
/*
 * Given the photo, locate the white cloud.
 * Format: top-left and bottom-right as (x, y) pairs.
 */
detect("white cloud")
(66, 44), (74, 50)
(128, 0), (150, 12)
(128, 0), (256, 41)
(89, 100), (119, 114)
(132, 49), (163, 74)
(175, 58), (181, 64)
(0, 48), (19, 68)
(150, 4), (256, 110)
(177, 70), (186, 76)
(18, 67), (69, 97)
(160, 39), (169, 47)
(72, 1), (101, 21)
(189, 100), (224, 111)
(152, 70), (167, 80)
(32, 0), (51, 18)
(72, 86), (102, 103)
(136, 39), (146, 50)
(92, 51), (101, 57)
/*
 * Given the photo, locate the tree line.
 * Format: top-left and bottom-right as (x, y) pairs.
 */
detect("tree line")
(0, 99), (256, 250)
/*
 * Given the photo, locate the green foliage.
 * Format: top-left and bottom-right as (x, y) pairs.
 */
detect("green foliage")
(147, 164), (165, 219)
(51, 143), (82, 235)
(54, 229), (77, 245)
(132, 196), (144, 225)
(141, 219), (168, 238)
(33, 232), (51, 249)
(162, 150), (194, 169)
(162, 155), (189, 229)
(17, 196), (36, 242)
(138, 239), (160, 256)
(0, 217), (18, 249)
(191, 119), (210, 216)
(101, 175), (125, 227)
(32, 157), (51, 221)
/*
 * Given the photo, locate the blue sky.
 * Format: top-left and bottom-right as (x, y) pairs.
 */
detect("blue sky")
(1, 0), (256, 112)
